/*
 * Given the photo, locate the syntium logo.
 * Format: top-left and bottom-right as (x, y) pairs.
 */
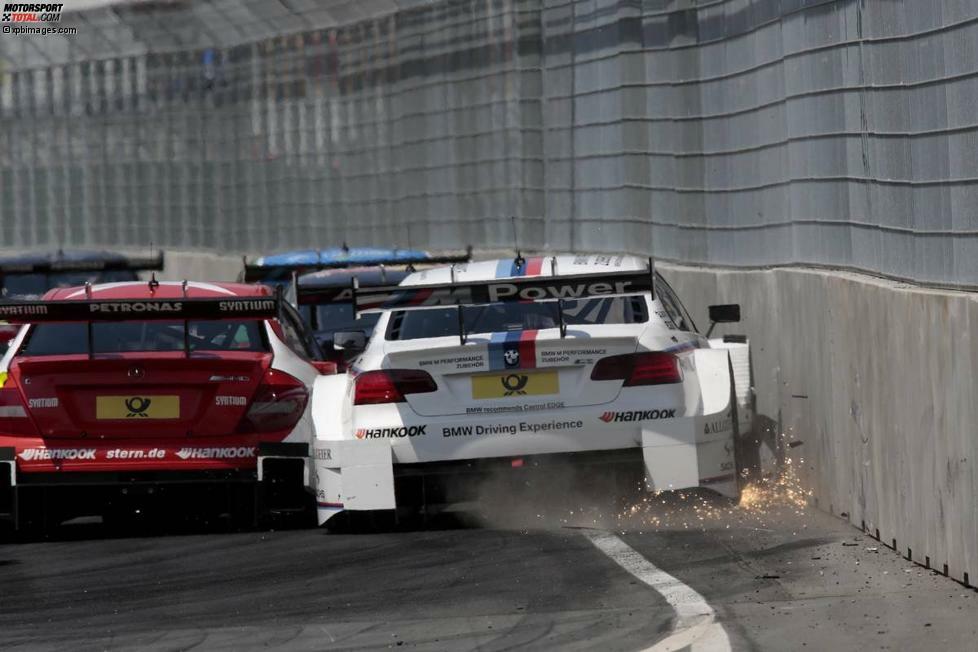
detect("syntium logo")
(0, 304), (46, 316)
(219, 299), (276, 313)
(599, 409), (676, 423)
(354, 425), (427, 439)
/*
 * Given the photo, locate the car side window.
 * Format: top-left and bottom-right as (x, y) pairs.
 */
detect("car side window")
(654, 274), (698, 333)
(278, 304), (318, 360)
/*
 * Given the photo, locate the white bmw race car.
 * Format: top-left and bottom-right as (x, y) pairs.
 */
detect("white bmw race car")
(309, 254), (755, 525)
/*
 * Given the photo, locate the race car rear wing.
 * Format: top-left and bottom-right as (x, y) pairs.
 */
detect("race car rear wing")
(0, 292), (281, 357)
(297, 260), (655, 342)
(0, 296), (280, 323)
(0, 251), (165, 276)
(241, 247), (473, 283)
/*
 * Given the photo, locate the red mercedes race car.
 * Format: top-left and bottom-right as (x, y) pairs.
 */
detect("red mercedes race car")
(0, 280), (335, 536)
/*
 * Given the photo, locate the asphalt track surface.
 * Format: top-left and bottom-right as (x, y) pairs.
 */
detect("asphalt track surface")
(1, 495), (976, 651)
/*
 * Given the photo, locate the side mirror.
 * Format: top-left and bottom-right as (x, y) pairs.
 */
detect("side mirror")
(311, 360), (338, 375)
(708, 304), (741, 323)
(706, 304), (741, 338)
(333, 330), (366, 353)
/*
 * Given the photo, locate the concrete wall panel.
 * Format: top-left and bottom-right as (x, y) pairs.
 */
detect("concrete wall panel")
(660, 261), (978, 587)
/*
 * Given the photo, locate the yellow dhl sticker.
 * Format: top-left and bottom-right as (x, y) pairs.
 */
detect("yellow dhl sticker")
(96, 395), (180, 419)
(471, 370), (559, 400)
(0, 372), (7, 388)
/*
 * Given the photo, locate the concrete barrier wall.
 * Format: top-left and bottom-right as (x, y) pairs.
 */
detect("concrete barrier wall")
(658, 261), (978, 587)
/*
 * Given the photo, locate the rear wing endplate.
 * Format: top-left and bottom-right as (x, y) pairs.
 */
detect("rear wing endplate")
(242, 247), (473, 283)
(0, 251), (164, 276)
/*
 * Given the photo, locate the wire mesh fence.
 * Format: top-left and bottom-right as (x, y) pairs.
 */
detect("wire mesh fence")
(2, 0), (978, 286)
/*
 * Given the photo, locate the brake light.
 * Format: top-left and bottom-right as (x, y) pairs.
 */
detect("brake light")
(590, 352), (682, 386)
(237, 369), (309, 433)
(354, 369), (437, 405)
(0, 371), (38, 436)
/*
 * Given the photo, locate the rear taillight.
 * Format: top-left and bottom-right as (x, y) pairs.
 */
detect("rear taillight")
(354, 369), (437, 405)
(237, 369), (309, 433)
(590, 352), (682, 386)
(0, 371), (38, 436)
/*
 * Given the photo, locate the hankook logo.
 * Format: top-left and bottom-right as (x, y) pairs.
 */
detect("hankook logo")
(599, 409), (677, 423)
(18, 448), (95, 461)
(355, 425), (427, 439)
(175, 447), (255, 460)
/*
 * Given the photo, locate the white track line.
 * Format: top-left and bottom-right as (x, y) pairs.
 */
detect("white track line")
(583, 530), (732, 652)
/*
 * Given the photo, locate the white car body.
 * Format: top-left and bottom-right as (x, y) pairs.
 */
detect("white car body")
(311, 255), (754, 524)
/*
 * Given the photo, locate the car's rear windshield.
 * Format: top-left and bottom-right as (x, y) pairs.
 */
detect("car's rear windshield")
(387, 296), (648, 341)
(299, 303), (382, 335)
(20, 320), (267, 355)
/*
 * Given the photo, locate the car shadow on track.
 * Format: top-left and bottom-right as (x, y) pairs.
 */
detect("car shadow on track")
(3, 510), (311, 543)
(3, 507), (487, 543)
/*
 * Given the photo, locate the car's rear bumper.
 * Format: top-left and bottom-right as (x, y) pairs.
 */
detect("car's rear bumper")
(313, 413), (739, 525)
(0, 437), (308, 474)
(314, 348), (742, 524)
(0, 441), (313, 532)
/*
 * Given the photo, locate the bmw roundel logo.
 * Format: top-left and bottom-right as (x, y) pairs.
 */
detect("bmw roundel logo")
(504, 349), (520, 367)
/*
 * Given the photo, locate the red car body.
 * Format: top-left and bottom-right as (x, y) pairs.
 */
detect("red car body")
(0, 281), (330, 533)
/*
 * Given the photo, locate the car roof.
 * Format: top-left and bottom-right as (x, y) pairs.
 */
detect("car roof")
(253, 247), (431, 267)
(42, 281), (272, 301)
(298, 267), (410, 288)
(400, 254), (651, 286)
